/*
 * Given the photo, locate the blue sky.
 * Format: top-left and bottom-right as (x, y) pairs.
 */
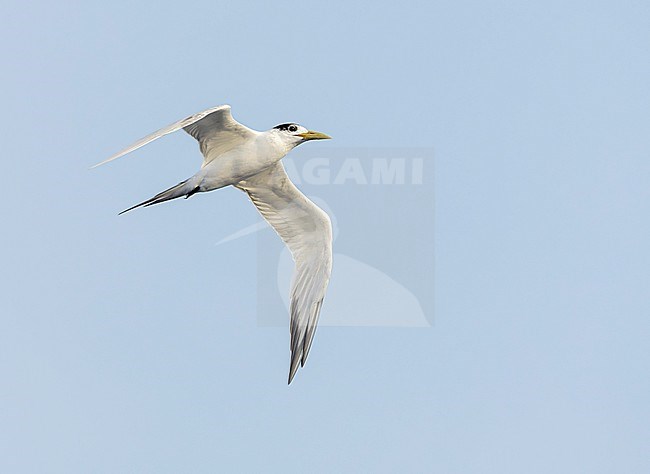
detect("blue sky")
(1, 1), (649, 472)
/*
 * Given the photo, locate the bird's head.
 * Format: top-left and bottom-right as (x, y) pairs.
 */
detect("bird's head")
(271, 123), (331, 149)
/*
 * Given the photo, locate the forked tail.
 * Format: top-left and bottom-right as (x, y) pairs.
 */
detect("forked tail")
(119, 179), (200, 215)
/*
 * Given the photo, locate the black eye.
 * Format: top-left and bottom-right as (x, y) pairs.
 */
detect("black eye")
(288, 125), (298, 132)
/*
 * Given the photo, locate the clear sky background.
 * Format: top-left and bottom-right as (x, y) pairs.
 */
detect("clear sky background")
(1, 1), (649, 472)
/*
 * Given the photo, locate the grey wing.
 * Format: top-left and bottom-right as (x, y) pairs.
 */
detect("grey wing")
(93, 104), (256, 168)
(236, 163), (333, 384)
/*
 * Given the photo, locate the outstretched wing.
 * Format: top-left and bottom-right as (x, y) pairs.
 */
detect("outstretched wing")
(236, 162), (333, 384)
(92, 104), (256, 168)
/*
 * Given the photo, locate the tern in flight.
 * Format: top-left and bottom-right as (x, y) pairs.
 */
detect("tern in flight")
(94, 105), (332, 384)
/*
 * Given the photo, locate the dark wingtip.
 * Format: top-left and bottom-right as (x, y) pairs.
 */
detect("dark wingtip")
(288, 359), (300, 385)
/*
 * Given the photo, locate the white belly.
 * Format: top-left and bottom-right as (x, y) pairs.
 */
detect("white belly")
(198, 140), (287, 191)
